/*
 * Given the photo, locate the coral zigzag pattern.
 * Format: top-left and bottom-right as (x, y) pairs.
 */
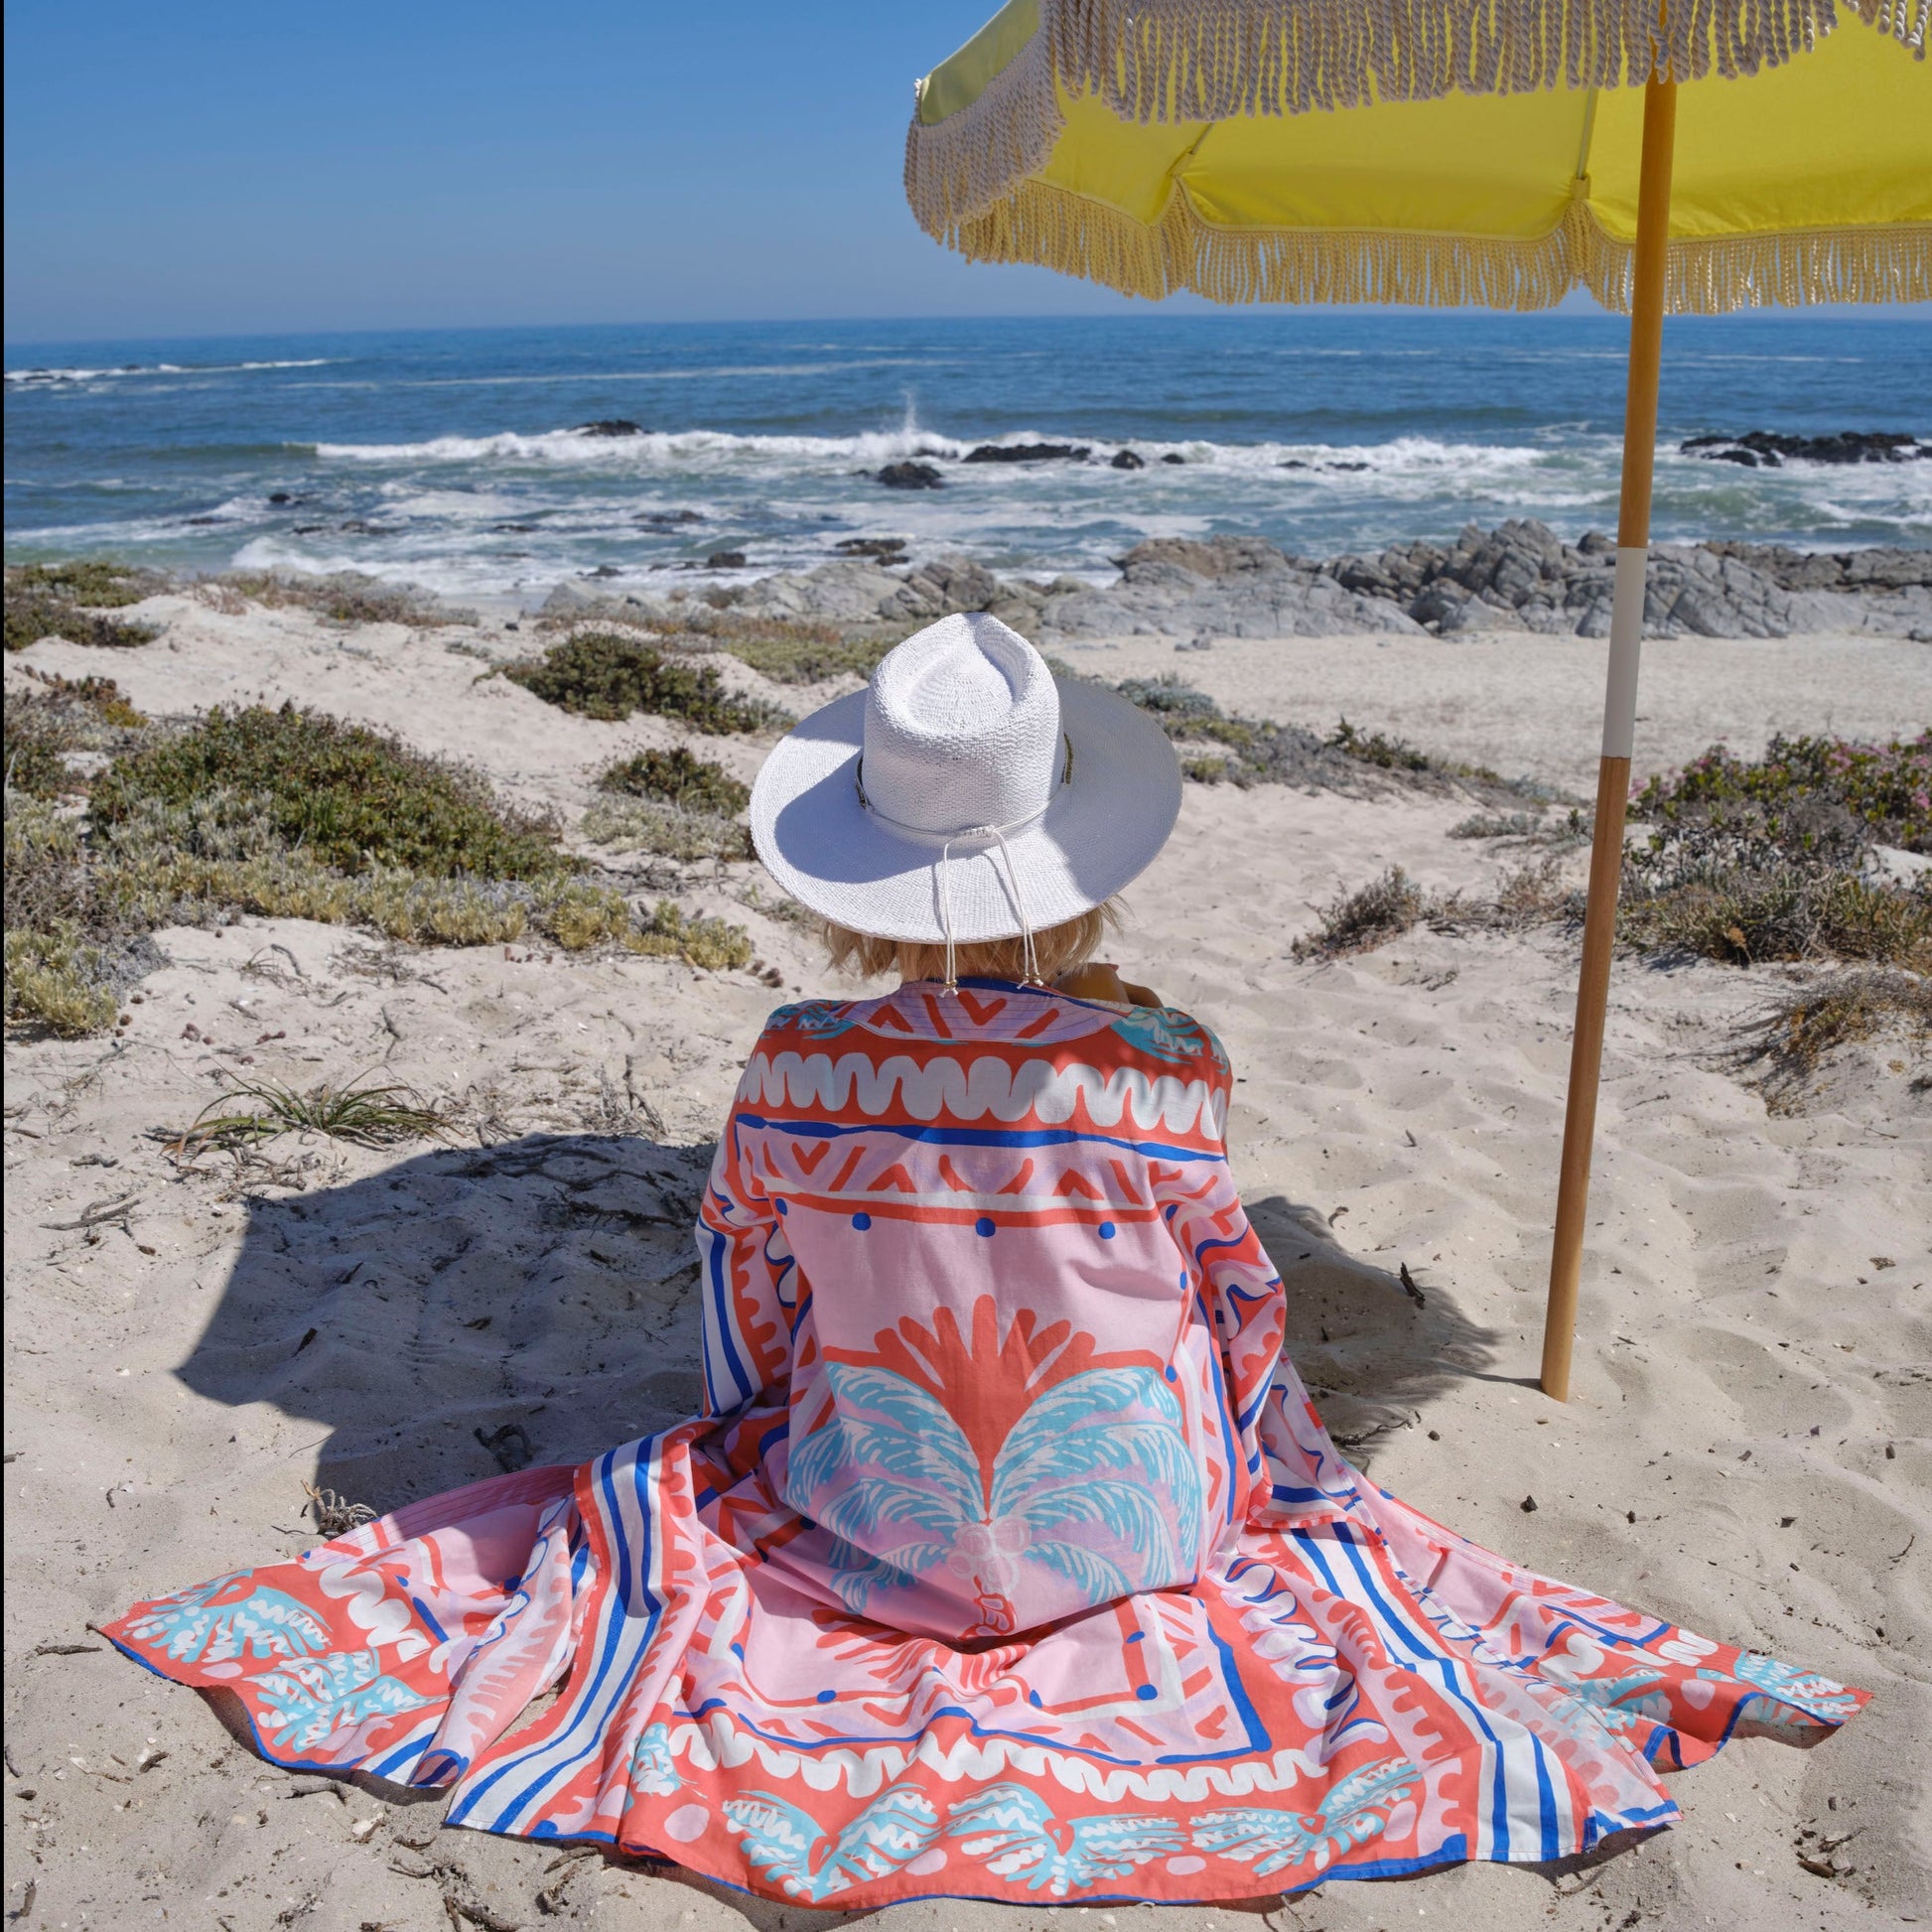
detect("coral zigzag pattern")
(105, 979), (1866, 1906)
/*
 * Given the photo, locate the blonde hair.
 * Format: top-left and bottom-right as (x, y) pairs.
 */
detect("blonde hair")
(821, 902), (1119, 986)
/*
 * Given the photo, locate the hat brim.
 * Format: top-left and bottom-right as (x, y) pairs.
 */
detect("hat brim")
(749, 676), (1181, 944)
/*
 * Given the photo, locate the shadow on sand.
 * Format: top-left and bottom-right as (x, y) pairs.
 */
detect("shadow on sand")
(178, 1149), (1501, 1516)
(168, 1144), (1555, 1923)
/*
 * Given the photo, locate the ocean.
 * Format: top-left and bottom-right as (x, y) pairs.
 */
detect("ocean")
(5, 313), (1926, 605)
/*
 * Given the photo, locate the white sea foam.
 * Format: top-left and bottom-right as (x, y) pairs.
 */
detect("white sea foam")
(5, 358), (335, 383)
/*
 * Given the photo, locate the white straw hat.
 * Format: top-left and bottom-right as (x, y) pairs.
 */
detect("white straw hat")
(750, 611), (1180, 958)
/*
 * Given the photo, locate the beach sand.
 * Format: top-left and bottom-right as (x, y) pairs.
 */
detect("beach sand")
(4, 597), (1928, 1931)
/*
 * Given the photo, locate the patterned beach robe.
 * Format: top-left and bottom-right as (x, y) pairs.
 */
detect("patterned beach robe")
(105, 980), (1865, 1908)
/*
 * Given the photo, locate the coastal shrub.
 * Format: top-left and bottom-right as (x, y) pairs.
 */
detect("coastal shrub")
(3, 924), (123, 1036)
(4, 703), (80, 798)
(671, 613), (894, 686)
(1293, 867), (1430, 958)
(1634, 732), (1931, 855)
(2, 696), (763, 1036)
(5, 676), (149, 797)
(5, 586), (160, 653)
(720, 632), (892, 684)
(210, 570), (473, 628)
(1737, 968), (1930, 1110)
(1291, 859), (1581, 960)
(624, 899), (756, 970)
(596, 746), (749, 815)
(505, 631), (786, 731)
(1112, 679), (1526, 797)
(90, 704), (564, 880)
(1617, 832), (1929, 970)
(9, 560), (161, 608)
(1325, 718), (1432, 773)
(580, 798), (756, 861)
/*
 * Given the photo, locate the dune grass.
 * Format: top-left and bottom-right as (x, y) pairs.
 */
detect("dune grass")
(1738, 968), (1931, 1111)
(171, 1075), (453, 1153)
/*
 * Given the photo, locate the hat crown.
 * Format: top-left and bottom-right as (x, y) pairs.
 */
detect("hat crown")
(861, 612), (1062, 837)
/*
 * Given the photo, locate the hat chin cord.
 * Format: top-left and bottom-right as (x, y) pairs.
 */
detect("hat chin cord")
(936, 817), (1042, 994)
(854, 736), (1071, 995)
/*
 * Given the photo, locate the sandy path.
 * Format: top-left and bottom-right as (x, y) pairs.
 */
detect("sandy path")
(4, 600), (1928, 1930)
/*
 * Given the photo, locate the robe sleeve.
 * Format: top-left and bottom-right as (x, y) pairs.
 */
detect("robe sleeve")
(694, 1045), (796, 1418)
(1155, 1022), (1356, 1530)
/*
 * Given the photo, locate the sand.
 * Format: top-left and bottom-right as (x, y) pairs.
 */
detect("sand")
(4, 596), (1929, 1931)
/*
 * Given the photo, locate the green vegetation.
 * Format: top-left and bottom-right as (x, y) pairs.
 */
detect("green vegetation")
(1634, 731), (1930, 855)
(1617, 831), (1929, 969)
(172, 1075), (453, 1153)
(6, 560), (162, 653)
(6, 675), (150, 800)
(1109, 679), (1528, 796)
(1738, 968), (1931, 1111)
(208, 570), (473, 628)
(4, 701), (760, 1037)
(716, 629), (893, 685)
(596, 746), (749, 815)
(625, 898), (757, 970)
(505, 630), (788, 731)
(9, 561), (161, 608)
(1620, 736), (1930, 970)
(1324, 718), (1434, 774)
(580, 799), (755, 861)
(1290, 859), (1579, 960)
(91, 703), (562, 880)
(1293, 866), (1430, 957)
(583, 746), (756, 860)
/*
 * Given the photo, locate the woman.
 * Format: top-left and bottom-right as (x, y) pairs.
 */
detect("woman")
(106, 613), (1863, 1908)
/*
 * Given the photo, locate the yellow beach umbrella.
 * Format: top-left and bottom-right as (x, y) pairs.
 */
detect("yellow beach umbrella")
(903, 0), (1929, 1402)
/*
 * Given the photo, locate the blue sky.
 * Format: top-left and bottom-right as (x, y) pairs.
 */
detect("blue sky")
(6, 5), (1917, 345)
(4, 1), (1177, 343)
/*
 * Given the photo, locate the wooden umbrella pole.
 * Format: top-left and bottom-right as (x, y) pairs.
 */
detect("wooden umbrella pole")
(1540, 69), (1678, 1403)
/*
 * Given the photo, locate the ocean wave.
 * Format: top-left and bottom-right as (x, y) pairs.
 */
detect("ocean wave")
(307, 423), (1583, 478)
(5, 358), (336, 383)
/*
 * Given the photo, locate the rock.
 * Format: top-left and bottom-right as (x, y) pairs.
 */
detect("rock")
(883, 553), (1002, 622)
(1682, 430), (1929, 467)
(1110, 450), (1147, 470)
(705, 550), (747, 569)
(876, 461), (944, 489)
(584, 565), (621, 580)
(962, 443), (1090, 464)
(1116, 536), (1286, 580)
(636, 508), (701, 528)
(574, 419), (642, 437)
(716, 558), (909, 626)
(267, 492), (293, 505)
(623, 518), (1932, 645)
(1160, 453), (1187, 465)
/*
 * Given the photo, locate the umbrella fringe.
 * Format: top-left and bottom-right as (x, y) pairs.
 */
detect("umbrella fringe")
(945, 177), (1932, 312)
(906, 0), (1926, 239)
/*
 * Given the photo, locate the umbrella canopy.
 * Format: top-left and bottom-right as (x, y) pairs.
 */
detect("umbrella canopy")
(903, 0), (1928, 1404)
(907, 1), (1929, 310)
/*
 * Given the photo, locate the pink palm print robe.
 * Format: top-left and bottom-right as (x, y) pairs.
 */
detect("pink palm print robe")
(105, 979), (1865, 1907)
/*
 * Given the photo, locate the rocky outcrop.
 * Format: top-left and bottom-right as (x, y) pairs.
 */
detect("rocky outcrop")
(1681, 430), (1928, 469)
(875, 461), (943, 489)
(545, 520), (1932, 643)
(963, 443), (1090, 464)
